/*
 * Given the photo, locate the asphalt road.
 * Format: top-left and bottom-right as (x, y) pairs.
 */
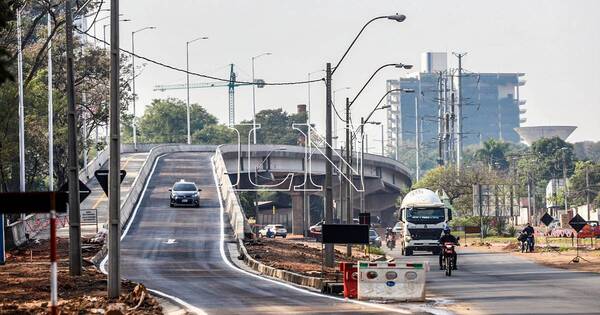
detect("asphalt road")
(120, 152), (412, 315)
(388, 244), (600, 314)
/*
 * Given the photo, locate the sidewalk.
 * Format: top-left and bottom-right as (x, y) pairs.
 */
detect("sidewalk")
(35, 152), (149, 240)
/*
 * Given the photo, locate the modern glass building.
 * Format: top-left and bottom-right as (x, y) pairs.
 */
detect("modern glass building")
(386, 52), (526, 160)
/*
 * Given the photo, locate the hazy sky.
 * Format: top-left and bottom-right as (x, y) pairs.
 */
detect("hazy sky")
(95, 0), (600, 145)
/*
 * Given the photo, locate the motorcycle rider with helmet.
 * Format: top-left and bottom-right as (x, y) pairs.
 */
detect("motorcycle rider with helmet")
(438, 227), (458, 270)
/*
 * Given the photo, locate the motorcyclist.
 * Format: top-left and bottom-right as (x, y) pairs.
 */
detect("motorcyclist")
(521, 223), (535, 251)
(385, 227), (396, 248)
(438, 227), (458, 270)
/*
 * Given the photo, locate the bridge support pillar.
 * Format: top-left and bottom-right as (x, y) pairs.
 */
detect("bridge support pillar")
(290, 192), (304, 235)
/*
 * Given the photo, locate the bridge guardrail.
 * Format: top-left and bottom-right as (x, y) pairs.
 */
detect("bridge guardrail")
(213, 148), (252, 239)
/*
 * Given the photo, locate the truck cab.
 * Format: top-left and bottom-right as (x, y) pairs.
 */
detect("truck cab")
(397, 188), (452, 256)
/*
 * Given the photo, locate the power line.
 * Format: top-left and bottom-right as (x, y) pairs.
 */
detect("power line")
(74, 27), (325, 87)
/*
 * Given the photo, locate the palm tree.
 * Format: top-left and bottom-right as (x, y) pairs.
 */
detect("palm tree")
(474, 139), (510, 170)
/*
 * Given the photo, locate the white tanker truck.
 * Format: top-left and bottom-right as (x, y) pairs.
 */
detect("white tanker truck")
(397, 188), (453, 256)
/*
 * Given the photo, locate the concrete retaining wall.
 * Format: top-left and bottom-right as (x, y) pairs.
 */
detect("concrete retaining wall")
(212, 148), (252, 239)
(79, 149), (109, 182)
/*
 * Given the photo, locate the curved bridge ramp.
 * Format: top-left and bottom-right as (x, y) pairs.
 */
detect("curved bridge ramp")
(120, 151), (407, 315)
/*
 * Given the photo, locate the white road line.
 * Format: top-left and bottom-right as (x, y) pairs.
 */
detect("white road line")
(210, 155), (414, 314)
(99, 153), (208, 315)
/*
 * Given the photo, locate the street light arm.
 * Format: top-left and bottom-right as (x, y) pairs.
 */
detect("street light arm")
(187, 36), (209, 45)
(349, 64), (408, 108)
(352, 88), (411, 139)
(133, 26), (156, 34)
(332, 15), (405, 75)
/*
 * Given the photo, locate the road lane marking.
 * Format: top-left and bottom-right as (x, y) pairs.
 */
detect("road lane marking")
(164, 239), (177, 244)
(99, 153), (208, 315)
(210, 155), (416, 315)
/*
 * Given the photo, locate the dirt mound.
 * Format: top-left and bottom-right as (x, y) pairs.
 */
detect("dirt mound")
(245, 238), (371, 279)
(0, 237), (162, 314)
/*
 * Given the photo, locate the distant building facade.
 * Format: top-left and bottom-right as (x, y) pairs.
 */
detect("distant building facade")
(386, 52), (526, 159)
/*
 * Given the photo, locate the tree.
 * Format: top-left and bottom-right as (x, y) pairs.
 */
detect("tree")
(237, 108), (307, 145)
(192, 124), (237, 144)
(474, 139), (510, 170)
(138, 98), (217, 143)
(410, 164), (501, 216)
(569, 160), (600, 209)
(530, 137), (575, 180)
(0, 2), (132, 192)
(0, 0), (17, 84)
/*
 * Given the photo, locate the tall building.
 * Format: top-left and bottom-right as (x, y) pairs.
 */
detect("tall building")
(386, 52), (526, 161)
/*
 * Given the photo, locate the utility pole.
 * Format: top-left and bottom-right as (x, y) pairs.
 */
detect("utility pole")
(108, 0), (121, 298)
(415, 94), (420, 181)
(562, 149), (570, 214)
(48, 12), (54, 191)
(324, 63), (334, 267)
(345, 97), (352, 257)
(360, 117), (366, 217)
(454, 52), (467, 170)
(586, 166), (591, 220)
(65, 0), (82, 276)
(436, 73), (443, 166)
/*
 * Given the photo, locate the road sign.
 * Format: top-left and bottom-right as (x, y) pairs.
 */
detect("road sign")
(81, 208), (98, 233)
(58, 179), (92, 202)
(464, 226), (481, 234)
(359, 213), (371, 225)
(569, 214), (587, 233)
(0, 192), (68, 213)
(81, 209), (97, 224)
(322, 224), (369, 244)
(541, 213), (555, 227)
(94, 169), (126, 196)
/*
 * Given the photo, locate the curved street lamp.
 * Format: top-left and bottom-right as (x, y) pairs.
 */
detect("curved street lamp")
(131, 26), (156, 150)
(185, 36), (209, 144)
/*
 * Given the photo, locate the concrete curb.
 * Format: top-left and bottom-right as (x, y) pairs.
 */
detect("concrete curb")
(236, 238), (324, 290)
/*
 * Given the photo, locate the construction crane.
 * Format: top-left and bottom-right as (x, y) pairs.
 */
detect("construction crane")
(154, 64), (265, 126)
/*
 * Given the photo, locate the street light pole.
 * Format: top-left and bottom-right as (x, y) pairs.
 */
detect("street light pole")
(380, 123), (384, 156)
(324, 63), (334, 267)
(324, 13), (406, 268)
(17, 7), (25, 212)
(131, 26), (156, 150)
(251, 52), (272, 144)
(186, 36), (208, 145)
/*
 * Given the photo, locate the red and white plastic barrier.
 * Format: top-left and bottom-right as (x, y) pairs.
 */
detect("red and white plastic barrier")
(357, 261), (428, 302)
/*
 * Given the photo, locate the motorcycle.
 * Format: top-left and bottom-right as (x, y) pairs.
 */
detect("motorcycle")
(386, 235), (396, 250)
(440, 242), (457, 276)
(518, 232), (534, 253)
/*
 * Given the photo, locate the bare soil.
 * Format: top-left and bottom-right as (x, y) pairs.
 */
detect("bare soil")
(244, 236), (376, 279)
(0, 237), (162, 314)
(469, 240), (600, 273)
